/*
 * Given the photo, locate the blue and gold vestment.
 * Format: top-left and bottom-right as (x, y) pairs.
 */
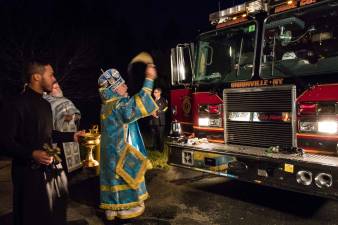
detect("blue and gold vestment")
(99, 78), (158, 216)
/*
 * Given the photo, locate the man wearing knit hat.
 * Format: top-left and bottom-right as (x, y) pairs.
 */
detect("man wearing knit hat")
(98, 63), (158, 221)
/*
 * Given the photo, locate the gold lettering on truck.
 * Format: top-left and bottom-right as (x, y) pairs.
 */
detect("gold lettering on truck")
(231, 78), (284, 88)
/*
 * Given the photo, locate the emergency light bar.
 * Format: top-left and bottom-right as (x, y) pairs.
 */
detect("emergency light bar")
(210, 0), (321, 26)
(269, 0), (320, 13)
(209, 0), (267, 26)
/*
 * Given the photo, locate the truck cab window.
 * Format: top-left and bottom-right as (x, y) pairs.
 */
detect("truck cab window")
(194, 22), (257, 83)
(261, 2), (338, 78)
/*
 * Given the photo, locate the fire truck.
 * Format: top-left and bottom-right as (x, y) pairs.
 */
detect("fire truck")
(167, 0), (338, 199)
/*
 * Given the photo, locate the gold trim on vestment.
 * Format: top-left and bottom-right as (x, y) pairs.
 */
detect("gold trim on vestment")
(123, 124), (128, 142)
(98, 87), (119, 104)
(101, 111), (110, 120)
(116, 144), (147, 189)
(101, 100), (118, 120)
(100, 177), (145, 192)
(101, 113), (106, 121)
(104, 97), (118, 104)
(100, 193), (149, 210)
(135, 94), (148, 117)
(117, 204), (145, 219)
(142, 87), (153, 94)
(139, 193), (148, 201)
(147, 93), (159, 115)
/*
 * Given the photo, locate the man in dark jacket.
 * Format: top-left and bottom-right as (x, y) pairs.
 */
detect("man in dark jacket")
(0, 60), (83, 225)
(149, 88), (168, 152)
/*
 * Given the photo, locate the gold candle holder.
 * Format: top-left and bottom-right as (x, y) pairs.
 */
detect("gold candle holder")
(80, 125), (101, 168)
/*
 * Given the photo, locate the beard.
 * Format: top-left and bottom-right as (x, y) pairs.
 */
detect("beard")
(52, 89), (64, 97)
(41, 79), (53, 93)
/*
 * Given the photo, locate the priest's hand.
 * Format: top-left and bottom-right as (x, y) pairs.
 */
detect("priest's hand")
(32, 150), (53, 165)
(151, 111), (159, 118)
(145, 64), (157, 80)
(74, 130), (86, 142)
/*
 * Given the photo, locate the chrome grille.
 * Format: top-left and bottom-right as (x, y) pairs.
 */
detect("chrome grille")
(223, 85), (296, 148)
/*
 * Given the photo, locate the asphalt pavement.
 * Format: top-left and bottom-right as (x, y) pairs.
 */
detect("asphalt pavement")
(1, 159), (338, 225)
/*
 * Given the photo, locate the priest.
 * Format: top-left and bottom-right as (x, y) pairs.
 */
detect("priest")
(98, 62), (158, 221)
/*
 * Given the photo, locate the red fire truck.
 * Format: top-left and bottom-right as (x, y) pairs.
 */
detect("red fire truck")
(168, 0), (338, 198)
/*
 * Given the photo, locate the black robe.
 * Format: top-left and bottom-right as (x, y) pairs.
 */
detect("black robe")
(149, 97), (168, 151)
(149, 97), (168, 126)
(0, 87), (74, 225)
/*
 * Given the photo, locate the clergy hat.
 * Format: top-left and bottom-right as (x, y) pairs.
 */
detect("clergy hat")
(98, 68), (125, 91)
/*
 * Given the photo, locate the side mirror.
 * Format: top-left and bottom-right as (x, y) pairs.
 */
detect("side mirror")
(170, 43), (194, 86)
(169, 120), (182, 138)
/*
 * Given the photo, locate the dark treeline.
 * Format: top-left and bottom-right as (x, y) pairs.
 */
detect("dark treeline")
(0, 0), (228, 128)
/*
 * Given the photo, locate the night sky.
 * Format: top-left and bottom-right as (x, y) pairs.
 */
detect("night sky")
(0, 0), (244, 127)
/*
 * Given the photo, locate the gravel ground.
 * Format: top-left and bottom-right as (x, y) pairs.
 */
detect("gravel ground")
(1, 159), (338, 225)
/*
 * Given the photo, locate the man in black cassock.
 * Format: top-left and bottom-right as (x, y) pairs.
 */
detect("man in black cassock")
(149, 87), (168, 152)
(0, 60), (83, 225)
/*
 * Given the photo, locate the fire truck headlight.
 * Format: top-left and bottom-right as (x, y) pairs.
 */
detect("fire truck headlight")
(198, 117), (209, 127)
(299, 121), (316, 132)
(318, 121), (338, 134)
